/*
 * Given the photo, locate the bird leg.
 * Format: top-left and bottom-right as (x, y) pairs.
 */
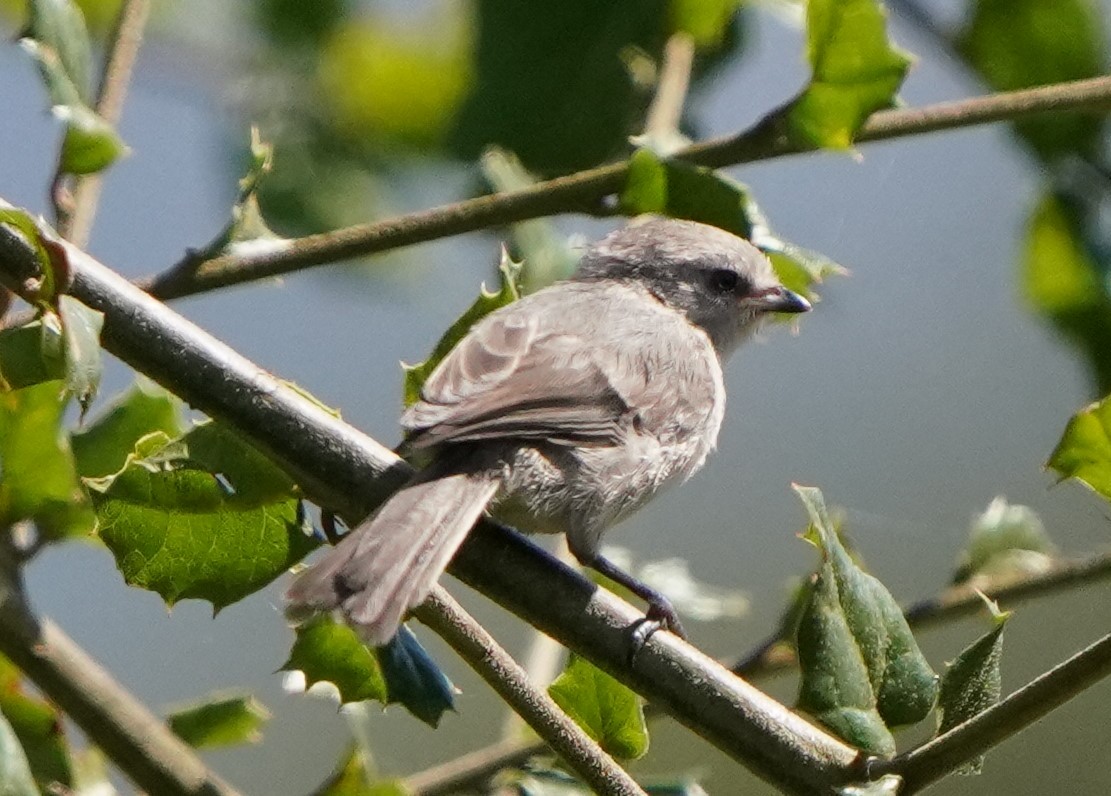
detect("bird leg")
(571, 547), (688, 644)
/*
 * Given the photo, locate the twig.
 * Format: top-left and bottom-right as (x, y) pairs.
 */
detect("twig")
(0, 207), (861, 796)
(875, 631), (1111, 793)
(0, 540), (240, 796)
(62, 0), (151, 247)
(415, 587), (647, 796)
(142, 75), (1111, 300)
(642, 32), (696, 144)
(402, 549), (1111, 795)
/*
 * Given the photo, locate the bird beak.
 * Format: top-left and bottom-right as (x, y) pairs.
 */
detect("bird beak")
(747, 286), (811, 314)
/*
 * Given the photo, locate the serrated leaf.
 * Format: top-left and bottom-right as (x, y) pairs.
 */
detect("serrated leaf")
(548, 654), (648, 760)
(1047, 393), (1111, 502)
(953, 497), (1056, 584)
(315, 744), (410, 796)
(26, 0), (93, 102)
(793, 485), (938, 756)
(785, 0), (911, 149)
(90, 421), (317, 610)
(0, 654), (73, 792)
(375, 625), (456, 728)
(619, 148), (845, 299)
(282, 615), (389, 705)
(72, 379), (185, 479)
(166, 693), (270, 749)
(0, 380), (94, 540)
(1022, 191), (1111, 395)
(936, 602), (1009, 775)
(402, 250), (522, 406)
(0, 207), (70, 305)
(56, 103), (128, 175)
(481, 148), (578, 294)
(0, 711), (38, 796)
(958, 0), (1106, 161)
(57, 294), (103, 414)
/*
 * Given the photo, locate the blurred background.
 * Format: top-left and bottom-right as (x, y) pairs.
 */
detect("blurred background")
(2, 0), (1111, 793)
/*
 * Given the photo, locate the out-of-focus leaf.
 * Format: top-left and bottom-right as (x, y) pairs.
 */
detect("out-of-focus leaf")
(619, 149), (845, 298)
(936, 597), (1009, 775)
(784, 0), (911, 149)
(314, 744), (411, 796)
(320, 15), (473, 149)
(282, 616), (390, 705)
(253, 0), (346, 47)
(549, 654), (648, 760)
(953, 497), (1056, 584)
(958, 0), (1106, 161)
(0, 320), (66, 390)
(481, 148), (578, 294)
(0, 380), (94, 540)
(55, 103), (128, 175)
(57, 294), (102, 414)
(402, 250), (522, 406)
(1048, 393), (1111, 502)
(793, 485), (938, 756)
(451, 1), (668, 173)
(89, 421), (316, 610)
(0, 711), (38, 796)
(0, 654), (72, 792)
(25, 0), (93, 102)
(72, 379), (184, 478)
(1022, 191), (1111, 395)
(375, 626), (457, 728)
(669, 0), (739, 48)
(69, 746), (116, 796)
(167, 693), (270, 750)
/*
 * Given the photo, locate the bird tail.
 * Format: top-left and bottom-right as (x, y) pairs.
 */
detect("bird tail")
(285, 456), (500, 646)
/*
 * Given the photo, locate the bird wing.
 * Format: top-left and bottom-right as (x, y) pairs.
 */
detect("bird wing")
(402, 301), (639, 450)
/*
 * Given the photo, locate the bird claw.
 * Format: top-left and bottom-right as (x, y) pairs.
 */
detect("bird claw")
(627, 598), (687, 664)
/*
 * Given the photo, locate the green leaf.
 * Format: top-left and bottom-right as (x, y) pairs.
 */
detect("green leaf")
(958, 0), (1106, 161)
(89, 421), (317, 611)
(0, 207), (70, 306)
(936, 597), (1009, 775)
(72, 379), (185, 479)
(25, 0), (93, 102)
(56, 103), (129, 175)
(375, 626), (456, 728)
(0, 654), (73, 792)
(402, 250), (522, 406)
(166, 693), (270, 749)
(793, 485), (938, 756)
(1022, 191), (1111, 395)
(669, 0), (739, 48)
(548, 654), (649, 760)
(0, 380), (94, 540)
(481, 148), (578, 294)
(619, 148), (845, 299)
(282, 615), (390, 705)
(953, 497), (1056, 584)
(0, 320), (67, 390)
(1047, 393), (1111, 502)
(0, 711), (38, 796)
(315, 745), (410, 796)
(785, 0), (912, 149)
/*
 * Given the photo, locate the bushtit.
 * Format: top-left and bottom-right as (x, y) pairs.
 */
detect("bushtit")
(286, 217), (810, 645)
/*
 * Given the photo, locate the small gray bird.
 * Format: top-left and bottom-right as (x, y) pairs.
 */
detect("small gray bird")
(286, 217), (810, 645)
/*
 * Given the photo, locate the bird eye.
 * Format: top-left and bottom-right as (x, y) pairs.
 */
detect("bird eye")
(710, 269), (740, 293)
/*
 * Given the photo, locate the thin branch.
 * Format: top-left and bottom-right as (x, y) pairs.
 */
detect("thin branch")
(875, 631), (1111, 793)
(402, 549), (1111, 795)
(142, 75), (1111, 300)
(415, 587), (647, 796)
(63, 0), (152, 247)
(642, 32), (696, 144)
(0, 206), (862, 796)
(0, 540), (240, 796)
